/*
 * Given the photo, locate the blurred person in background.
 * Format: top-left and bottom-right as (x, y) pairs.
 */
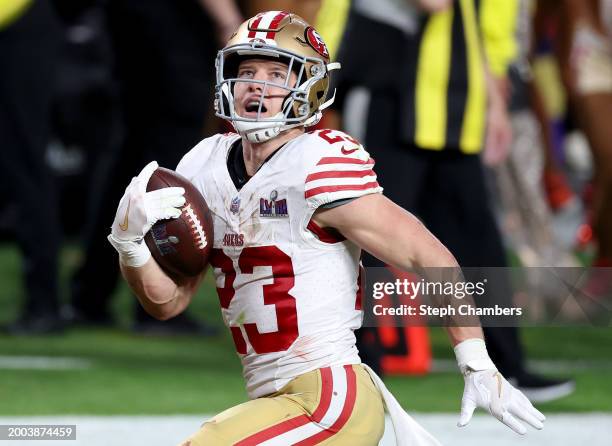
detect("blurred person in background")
(241, 0), (322, 24)
(327, 0), (574, 402)
(530, 3), (579, 217)
(0, 0), (63, 334)
(64, 0), (242, 334)
(49, 1), (121, 240)
(554, 0), (612, 296)
(492, 0), (579, 268)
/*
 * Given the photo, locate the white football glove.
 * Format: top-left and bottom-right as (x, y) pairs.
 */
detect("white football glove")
(454, 339), (546, 435)
(107, 161), (185, 267)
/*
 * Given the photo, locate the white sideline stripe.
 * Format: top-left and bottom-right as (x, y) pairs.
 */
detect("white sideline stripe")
(0, 414), (610, 446)
(2, 356), (608, 372)
(259, 366), (349, 446)
(0, 356), (93, 370)
(431, 359), (612, 373)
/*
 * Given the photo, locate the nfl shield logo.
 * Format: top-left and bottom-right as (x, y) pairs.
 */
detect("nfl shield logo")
(230, 196), (241, 214)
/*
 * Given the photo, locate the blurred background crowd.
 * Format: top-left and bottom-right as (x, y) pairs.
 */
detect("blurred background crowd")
(1, 0), (611, 402)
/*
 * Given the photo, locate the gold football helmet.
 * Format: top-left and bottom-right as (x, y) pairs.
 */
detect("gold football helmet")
(215, 11), (340, 142)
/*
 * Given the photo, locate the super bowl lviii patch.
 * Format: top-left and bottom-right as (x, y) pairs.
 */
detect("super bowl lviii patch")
(260, 189), (288, 218)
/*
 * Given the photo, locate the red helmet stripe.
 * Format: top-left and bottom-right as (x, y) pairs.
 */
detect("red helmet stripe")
(266, 11), (289, 39)
(248, 14), (264, 38)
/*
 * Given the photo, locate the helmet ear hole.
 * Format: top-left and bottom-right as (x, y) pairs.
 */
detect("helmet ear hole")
(222, 94), (231, 115)
(219, 82), (233, 113)
(284, 95), (297, 119)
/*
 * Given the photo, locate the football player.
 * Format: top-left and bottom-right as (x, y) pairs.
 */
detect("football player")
(108, 11), (545, 445)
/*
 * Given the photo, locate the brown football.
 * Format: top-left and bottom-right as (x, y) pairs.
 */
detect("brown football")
(144, 167), (213, 278)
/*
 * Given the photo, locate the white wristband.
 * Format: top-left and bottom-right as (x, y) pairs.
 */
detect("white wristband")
(454, 338), (497, 374)
(107, 234), (152, 268)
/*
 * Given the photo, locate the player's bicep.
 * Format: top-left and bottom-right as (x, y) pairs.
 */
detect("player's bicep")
(312, 194), (410, 263)
(312, 194), (455, 269)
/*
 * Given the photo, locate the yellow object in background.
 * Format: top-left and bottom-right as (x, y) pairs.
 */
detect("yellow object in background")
(415, 8), (454, 151)
(532, 54), (567, 120)
(459, 0), (486, 153)
(315, 0), (351, 61)
(479, 0), (520, 77)
(0, 0), (33, 30)
(414, 0), (487, 153)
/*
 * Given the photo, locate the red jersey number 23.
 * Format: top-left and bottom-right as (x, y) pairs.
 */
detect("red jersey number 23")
(210, 247), (298, 354)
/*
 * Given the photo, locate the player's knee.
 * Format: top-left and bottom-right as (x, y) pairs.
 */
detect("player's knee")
(179, 420), (228, 446)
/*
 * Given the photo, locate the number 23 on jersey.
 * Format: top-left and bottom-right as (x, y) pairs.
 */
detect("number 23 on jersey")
(210, 247), (298, 354)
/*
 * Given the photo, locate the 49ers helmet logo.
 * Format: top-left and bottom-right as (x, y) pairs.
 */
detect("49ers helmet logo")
(305, 27), (329, 58)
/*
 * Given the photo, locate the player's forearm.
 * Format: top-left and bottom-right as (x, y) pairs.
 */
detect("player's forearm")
(198, 0), (242, 33)
(388, 217), (483, 347)
(120, 259), (195, 320)
(445, 325), (484, 347)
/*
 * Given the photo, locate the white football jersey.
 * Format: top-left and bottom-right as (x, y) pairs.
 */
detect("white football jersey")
(176, 129), (383, 398)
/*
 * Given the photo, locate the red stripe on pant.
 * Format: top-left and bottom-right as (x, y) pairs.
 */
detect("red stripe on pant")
(234, 367), (334, 445)
(293, 365), (358, 446)
(234, 415), (310, 446)
(310, 367), (333, 422)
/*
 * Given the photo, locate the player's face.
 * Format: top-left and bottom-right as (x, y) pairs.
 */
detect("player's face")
(234, 59), (297, 119)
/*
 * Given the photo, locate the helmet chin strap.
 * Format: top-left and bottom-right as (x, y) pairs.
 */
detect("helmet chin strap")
(234, 116), (313, 143)
(233, 118), (283, 143)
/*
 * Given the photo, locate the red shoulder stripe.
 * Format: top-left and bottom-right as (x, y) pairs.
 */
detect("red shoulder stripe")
(317, 157), (374, 166)
(305, 182), (380, 199)
(305, 169), (375, 183)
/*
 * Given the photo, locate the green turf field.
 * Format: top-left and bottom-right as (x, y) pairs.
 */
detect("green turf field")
(0, 244), (610, 415)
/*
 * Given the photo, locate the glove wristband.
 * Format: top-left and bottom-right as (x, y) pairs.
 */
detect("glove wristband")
(454, 338), (497, 374)
(107, 234), (151, 268)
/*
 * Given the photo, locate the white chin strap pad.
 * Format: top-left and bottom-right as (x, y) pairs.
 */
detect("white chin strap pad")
(233, 112), (285, 143)
(243, 125), (282, 143)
